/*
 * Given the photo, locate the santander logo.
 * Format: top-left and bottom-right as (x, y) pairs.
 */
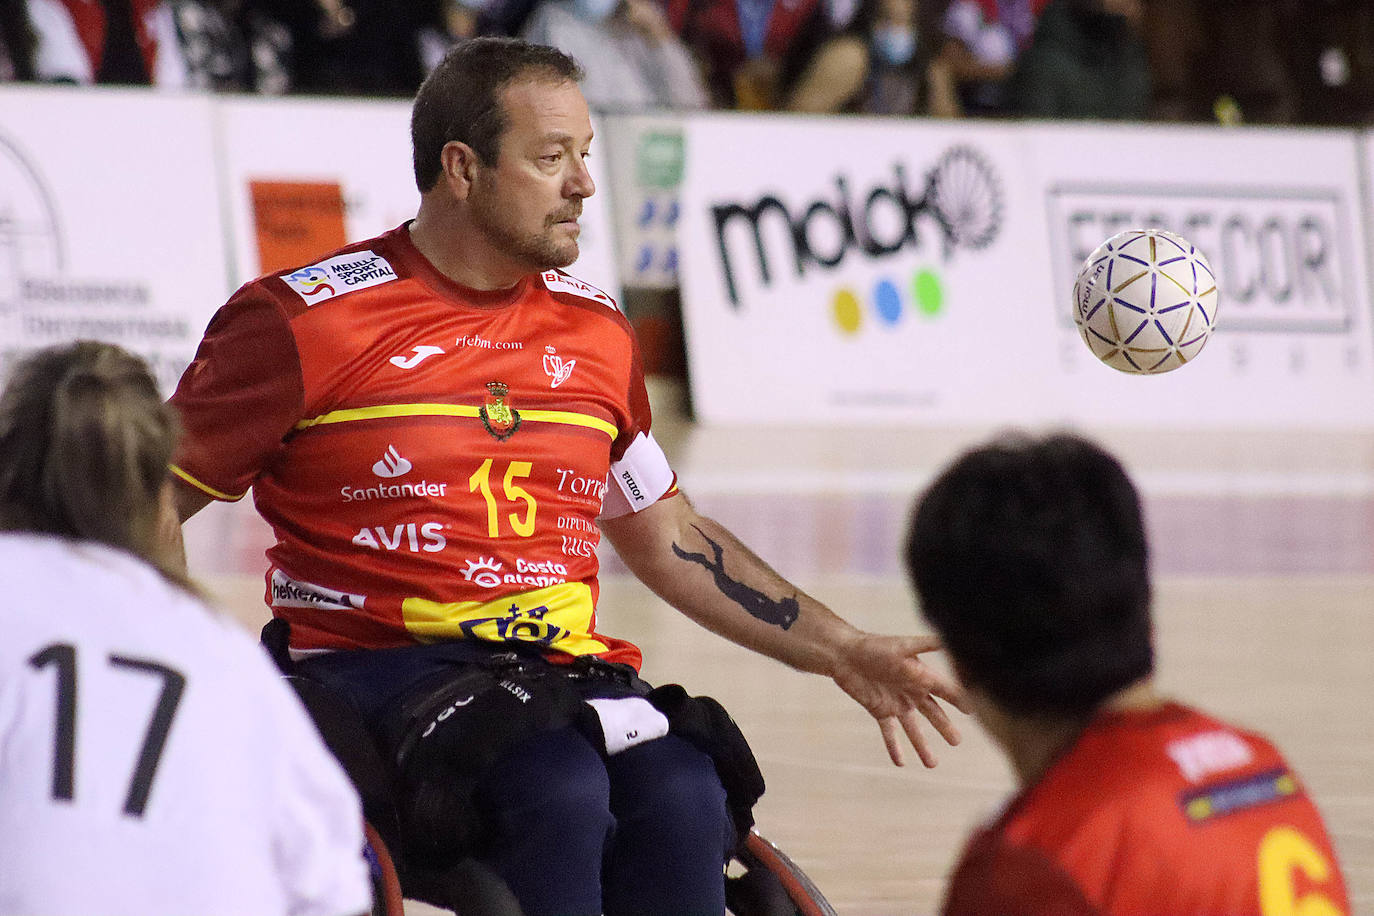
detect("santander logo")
(372, 445), (413, 478)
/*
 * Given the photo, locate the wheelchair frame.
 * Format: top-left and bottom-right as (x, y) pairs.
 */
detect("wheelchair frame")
(283, 672), (836, 915)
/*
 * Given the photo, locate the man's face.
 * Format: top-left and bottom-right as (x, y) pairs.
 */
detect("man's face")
(468, 78), (596, 272)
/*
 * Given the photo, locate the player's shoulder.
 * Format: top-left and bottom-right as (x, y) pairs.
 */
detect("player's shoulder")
(243, 226), (406, 315)
(0, 534), (218, 656)
(537, 268), (622, 315)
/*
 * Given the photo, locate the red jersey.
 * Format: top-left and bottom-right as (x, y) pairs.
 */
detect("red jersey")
(944, 703), (1350, 916)
(170, 225), (677, 667)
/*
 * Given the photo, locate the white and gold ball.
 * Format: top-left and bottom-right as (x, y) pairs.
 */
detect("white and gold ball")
(1072, 228), (1218, 374)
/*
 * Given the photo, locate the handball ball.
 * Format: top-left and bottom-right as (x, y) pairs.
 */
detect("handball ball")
(1073, 228), (1218, 374)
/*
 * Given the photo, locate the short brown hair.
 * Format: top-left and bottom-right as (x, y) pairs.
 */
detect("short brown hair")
(411, 37), (584, 192)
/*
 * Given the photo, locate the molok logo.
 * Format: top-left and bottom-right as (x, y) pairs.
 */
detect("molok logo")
(711, 147), (1003, 307)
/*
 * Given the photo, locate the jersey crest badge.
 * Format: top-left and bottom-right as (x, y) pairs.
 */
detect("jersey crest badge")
(480, 381), (521, 441)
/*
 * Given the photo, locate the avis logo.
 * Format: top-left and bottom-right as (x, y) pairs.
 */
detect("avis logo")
(372, 445), (412, 478)
(461, 557), (504, 588)
(543, 346), (575, 388)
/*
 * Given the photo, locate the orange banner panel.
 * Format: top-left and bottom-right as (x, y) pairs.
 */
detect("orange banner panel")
(249, 180), (347, 275)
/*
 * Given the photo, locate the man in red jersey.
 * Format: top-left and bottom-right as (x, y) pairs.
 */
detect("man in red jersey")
(168, 37), (966, 915)
(905, 432), (1350, 916)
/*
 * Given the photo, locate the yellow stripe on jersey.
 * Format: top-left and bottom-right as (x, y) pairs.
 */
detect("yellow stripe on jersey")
(295, 403), (616, 439)
(401, 581), (610, 655)
(518, 409), (618, 438)
(168, 464), (246, 501)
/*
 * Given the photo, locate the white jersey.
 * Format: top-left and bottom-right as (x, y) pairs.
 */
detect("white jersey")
(0, 534), (371, 916)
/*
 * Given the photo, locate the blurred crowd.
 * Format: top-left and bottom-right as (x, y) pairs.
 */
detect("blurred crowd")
(0, 0), (1372, 126)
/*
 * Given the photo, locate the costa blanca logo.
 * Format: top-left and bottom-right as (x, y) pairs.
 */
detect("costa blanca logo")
(543, 346), (576, 388)
(372, 445), (412, 478)
(460, 556), (570, 589)
(461, 557), (504, 588)
(711, 146), (1002, 335)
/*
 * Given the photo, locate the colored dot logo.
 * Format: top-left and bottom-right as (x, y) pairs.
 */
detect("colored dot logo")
(831, 269), (944, 335)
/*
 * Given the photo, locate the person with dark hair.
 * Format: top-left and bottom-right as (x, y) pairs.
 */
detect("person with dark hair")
(905, 431), (1351, 915)
(168, 35), (966, 915)
(0, 341), (371, 916)
(933, 0), (1048, 115)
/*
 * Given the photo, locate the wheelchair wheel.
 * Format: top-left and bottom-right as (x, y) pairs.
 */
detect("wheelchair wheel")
(727, 829), (838, 916)
(364, 821), (405, 916)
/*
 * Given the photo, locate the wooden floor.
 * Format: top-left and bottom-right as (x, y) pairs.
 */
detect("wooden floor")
(189, 380), (1374, 915)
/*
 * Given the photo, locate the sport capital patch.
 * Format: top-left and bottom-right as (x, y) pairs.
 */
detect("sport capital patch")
(480, 381), (521, 441)
(282, 250), (398, 305)
(541, 270), (618, 310)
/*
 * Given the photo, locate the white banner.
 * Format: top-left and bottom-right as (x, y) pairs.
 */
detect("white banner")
(216, 97), (622, 302)
(1036, 122), (1374, 427)
(0, 86), (231, 395)
(679, 115), (1374, 427)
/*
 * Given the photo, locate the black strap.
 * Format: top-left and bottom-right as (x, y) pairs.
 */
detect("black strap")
(259, 618), (294, 675)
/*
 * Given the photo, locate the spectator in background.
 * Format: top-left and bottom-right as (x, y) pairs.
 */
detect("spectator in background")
(782, 0), (960, 115)
(28, 0), (194, 85)
(1279, 0), (1374, 126)
(246, 0), (444, 95)
(1005, 0), (1150, 120)
(22, 0), (288, 90)
(0, 0), (36, 79)
(1143, 0), (1295, 124)
(470, 0), (539, 35)
(667, 0), (829, 109)
(934, 0), (1047, 116)
(521, 0), (708, 111)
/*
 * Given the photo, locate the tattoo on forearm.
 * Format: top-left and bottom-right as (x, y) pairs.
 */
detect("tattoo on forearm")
(671, 525), (799, 630)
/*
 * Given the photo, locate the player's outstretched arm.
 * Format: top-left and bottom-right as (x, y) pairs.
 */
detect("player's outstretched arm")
(600, 492), (968, 767)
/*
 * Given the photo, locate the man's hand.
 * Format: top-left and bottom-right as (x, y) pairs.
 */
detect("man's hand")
(830, 633), (969, 768)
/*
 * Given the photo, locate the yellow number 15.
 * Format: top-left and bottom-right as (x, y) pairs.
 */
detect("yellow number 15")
(1258, 826), (1344, 916)
(469, 459), (537, 537)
